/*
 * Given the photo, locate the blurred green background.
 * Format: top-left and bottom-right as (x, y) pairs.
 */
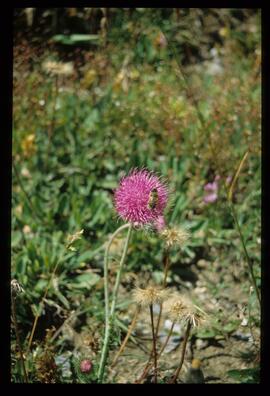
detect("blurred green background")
(12, 8), (261, 383)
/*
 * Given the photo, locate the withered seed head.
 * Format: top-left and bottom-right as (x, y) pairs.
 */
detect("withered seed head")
(161, 226), (190, 249)
(165, 294), (206, 328)
(132, 285), (170, 307)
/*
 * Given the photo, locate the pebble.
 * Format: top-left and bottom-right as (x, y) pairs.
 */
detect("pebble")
(195, 338), (209, 350)
(197, 259), (208, 269)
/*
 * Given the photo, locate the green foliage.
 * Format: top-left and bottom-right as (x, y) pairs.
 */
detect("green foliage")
(227, 367), (260, 383)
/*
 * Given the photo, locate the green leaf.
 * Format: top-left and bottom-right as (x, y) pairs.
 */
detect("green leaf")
(70, 272), (100, 290)
(52, 34), (99, 45)
(35, 279), (48, 293)
(12, 231), (22, 248)
(227, 368), (260, 383)
(195, 327), (217, 339)
(223, 320), (241, 333)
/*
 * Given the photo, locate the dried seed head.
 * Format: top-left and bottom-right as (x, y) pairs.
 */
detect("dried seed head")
(167, 298), (188, 323)
(182, 304), (206, 328)
(161, 226), (190, 249)
(132, 285), (170, 307)
(165, 294), (206, 328)
(11, 279), (24, 296)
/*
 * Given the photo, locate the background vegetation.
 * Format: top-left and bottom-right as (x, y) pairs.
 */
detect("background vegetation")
(12, 8), (261, 383)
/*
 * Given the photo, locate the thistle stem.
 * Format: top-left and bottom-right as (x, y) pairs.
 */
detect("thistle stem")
(135, 251), (170, 383)
(109, 224), (132, 317)
(11, 293), (29, 383)
(138, 321), (175, 382)
(169, 320), (192, 383)
(150, 304), (158, 383)
(104, 224), (131, 331)
(155, 252), (170, 337)
(98, 223), (132, 383)
(228, 201), (261, 307)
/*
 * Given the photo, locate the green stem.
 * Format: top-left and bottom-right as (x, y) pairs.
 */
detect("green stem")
(229, 202), (261, 307)
(110, 224), (132, 317)
(155, 252), (170, 338)
(98, 223), (132, 383)
(104, 224), (130, 331)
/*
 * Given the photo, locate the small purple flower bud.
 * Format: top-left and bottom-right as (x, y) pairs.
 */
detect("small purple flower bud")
(80, 359), (92, 373)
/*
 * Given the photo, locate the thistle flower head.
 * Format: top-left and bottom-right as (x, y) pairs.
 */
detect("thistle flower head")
(132, 285), (170, 307)
(161, 226), (190, 248)
(114, 168), (168, 226)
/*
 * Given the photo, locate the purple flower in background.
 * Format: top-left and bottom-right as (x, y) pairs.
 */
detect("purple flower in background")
(203, 176), (219, 204)
(204, 192), (218, 203)
(114, 168), (168, 226)
(204, 181), (218, 193)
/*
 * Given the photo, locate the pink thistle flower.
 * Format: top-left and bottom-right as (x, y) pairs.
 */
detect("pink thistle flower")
(80, 359), (92, 373)
(114, 168), (168, 226)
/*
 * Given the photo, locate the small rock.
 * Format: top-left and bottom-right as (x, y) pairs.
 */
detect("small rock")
(241, 318), (248, 327)
(195, 339), (209, 350)
(197, 259), (208, 269)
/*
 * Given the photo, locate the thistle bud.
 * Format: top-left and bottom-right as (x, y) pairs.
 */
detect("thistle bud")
(80, 359), (92, 373)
